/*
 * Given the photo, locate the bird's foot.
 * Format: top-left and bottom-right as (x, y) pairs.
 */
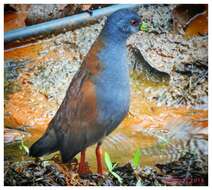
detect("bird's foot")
(78, 161), (91, 175)
(78, 150), (91, 175)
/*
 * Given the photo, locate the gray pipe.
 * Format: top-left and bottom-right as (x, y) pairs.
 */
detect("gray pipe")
(4, 4), (139, 43)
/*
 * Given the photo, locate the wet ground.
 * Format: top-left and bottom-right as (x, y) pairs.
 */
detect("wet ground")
(4, 4), (208, 186)
(4, 151), (208, 186)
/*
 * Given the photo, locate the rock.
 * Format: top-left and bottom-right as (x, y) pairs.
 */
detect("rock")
(128, 31), (208, 106)
(4, 128), (31, 144)
(128, 46), (170, 84)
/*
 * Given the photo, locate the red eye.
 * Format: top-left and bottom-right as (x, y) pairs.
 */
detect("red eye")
(130, 19), (139, 26)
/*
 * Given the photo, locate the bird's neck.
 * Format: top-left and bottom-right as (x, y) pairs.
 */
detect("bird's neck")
(98, 34), (128, 70)
(91, 34), (129, 89)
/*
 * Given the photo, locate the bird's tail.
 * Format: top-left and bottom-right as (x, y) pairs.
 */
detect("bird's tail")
(29, 127), (58, 157)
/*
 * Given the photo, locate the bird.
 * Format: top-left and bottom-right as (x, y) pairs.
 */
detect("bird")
(29, 9), (141, 175)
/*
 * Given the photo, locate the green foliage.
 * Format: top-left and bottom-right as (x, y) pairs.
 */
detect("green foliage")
(104, 152), (113, 171)
(139, 21), (149, 32)
(132, 149), (143, 185)
(104, 152), (123, 184)
(19, 140), (29, 155)
(132, 148), (142, 169)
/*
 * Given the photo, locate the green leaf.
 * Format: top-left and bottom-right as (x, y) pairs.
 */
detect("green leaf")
(111, 171), (123, 184)
(19, 145), (23, 150)
(111, 162), (118, 170)
(132, 148), (141, 169)
(104, 152), (123, 184)
(19, 140), (29, 155)
(22, 144), (29, 155)
(139, 21), (149, 32)
(104, 152), (113, 172)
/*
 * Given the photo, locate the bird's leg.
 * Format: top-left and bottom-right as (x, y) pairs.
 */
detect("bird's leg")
(78, 149), (86, 174)
(96, 142), (104, 175)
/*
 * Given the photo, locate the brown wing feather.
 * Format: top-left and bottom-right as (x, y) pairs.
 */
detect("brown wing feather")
(47, 38), (105, 162)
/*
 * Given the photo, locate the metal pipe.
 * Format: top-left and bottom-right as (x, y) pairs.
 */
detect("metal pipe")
(4, 4), (139, 43)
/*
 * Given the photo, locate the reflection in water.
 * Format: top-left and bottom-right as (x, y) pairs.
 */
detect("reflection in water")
(4, 36), (208, 172)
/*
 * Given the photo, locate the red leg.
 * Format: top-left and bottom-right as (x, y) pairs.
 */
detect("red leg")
(78, 149), (86, 174)
(96, 143), (104, 175)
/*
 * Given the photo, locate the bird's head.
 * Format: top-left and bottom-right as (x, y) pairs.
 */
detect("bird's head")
(102, 9), (141, 40)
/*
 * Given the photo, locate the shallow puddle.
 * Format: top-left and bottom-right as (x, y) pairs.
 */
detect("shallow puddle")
(4, 33), (208, 172)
